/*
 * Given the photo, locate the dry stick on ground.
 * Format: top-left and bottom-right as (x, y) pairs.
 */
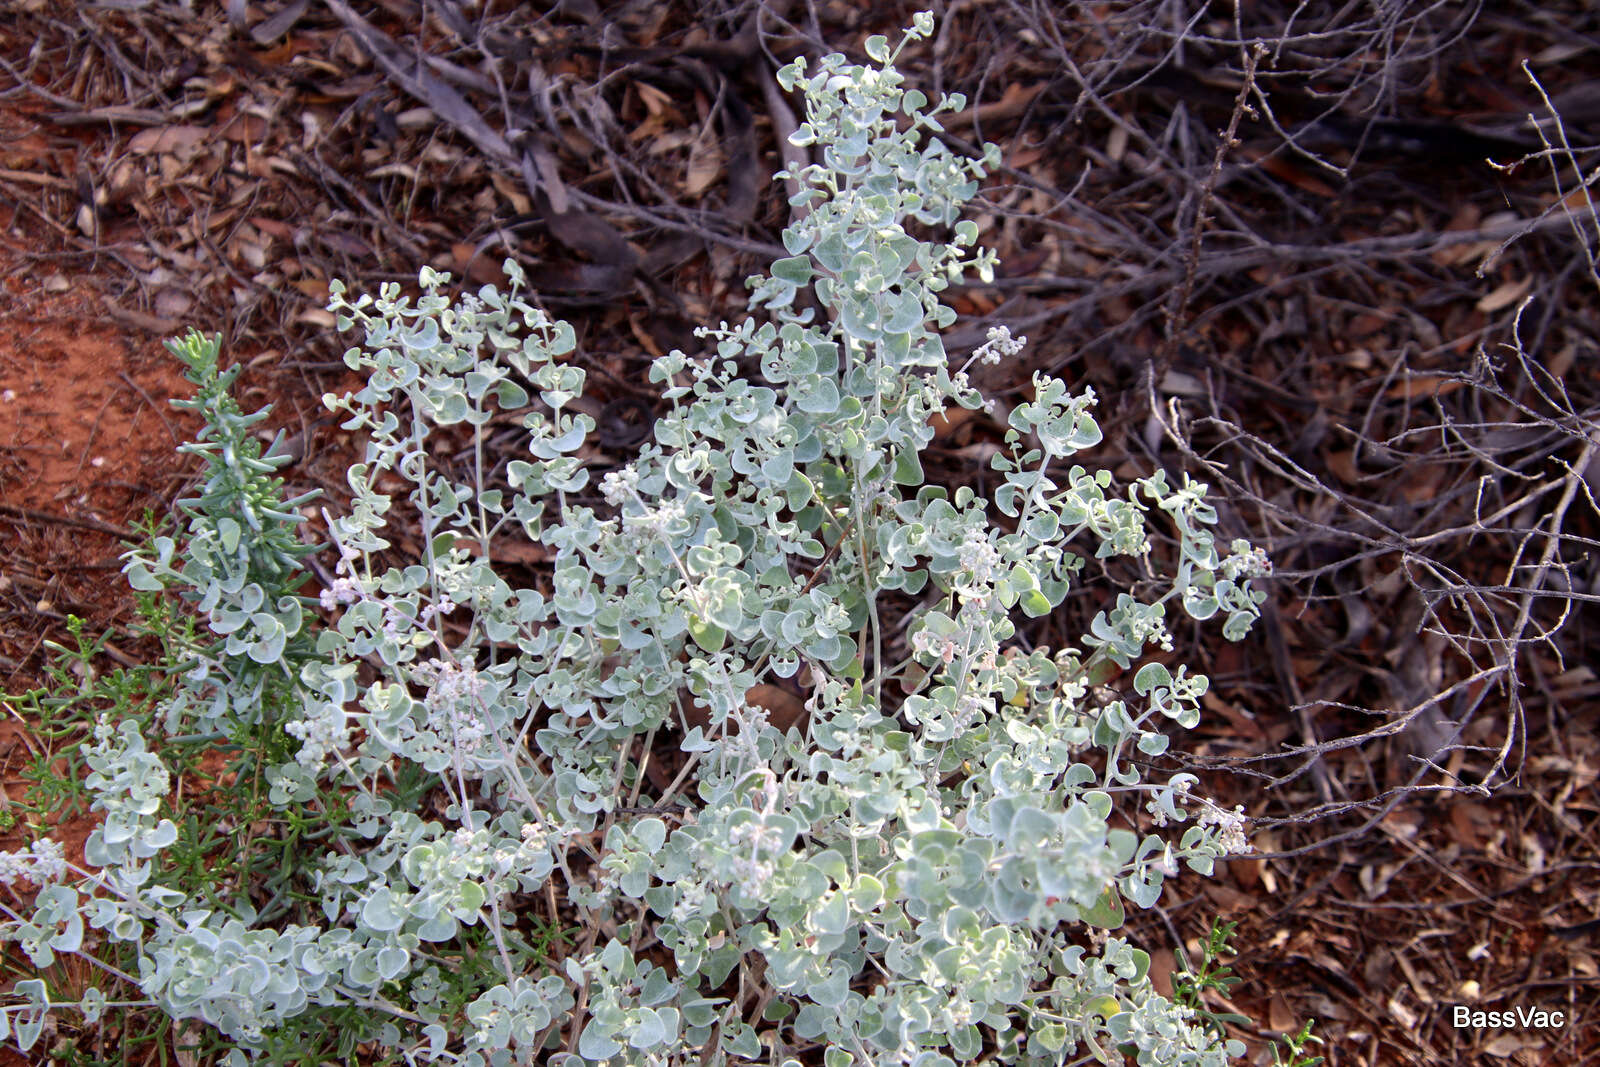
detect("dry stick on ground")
(0, 504), (137, 540)
(1484, 62), (1600, 293)
(323, 0), (516, 168)
(1146, 377), (1340, 807)
(1154, 393), (1597, 834)
(70, 387), (121, 483)
(291, 148), (430, 265)
(327, 0), (789, 272)
(938, 209), (1584, 382)
(115, 371), (182, 448)
(1472, 342), (1597, 759)
(1158, 40), (1265, 370)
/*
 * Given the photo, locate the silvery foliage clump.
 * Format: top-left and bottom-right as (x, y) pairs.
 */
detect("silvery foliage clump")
(1, 16), (1271, 1065)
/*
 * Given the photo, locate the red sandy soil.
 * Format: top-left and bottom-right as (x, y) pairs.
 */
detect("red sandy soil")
(0, 198), (199, 1061)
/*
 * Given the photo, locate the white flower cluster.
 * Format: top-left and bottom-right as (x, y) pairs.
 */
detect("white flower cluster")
(622, 497), (687, 539)
(600, 466), (640, 507)
(284, 702), (352, 772)
(955, 537), (1002, 598)
(1222, 540), (1273, 581)
(382, 606), (405, 640)
(487, 822), (561, 886)
(319, 576), (363, 611)
(729, 852), (776, 898)
(421, 658), (487, 708)
(1123, 607), (1173, 653)
(0, 838), (66, 887)
(518, 819), (550, 852)
(1196, 802), (1252, 855)
(669, 880), (711, 924)
(727, 820), (784, 855)
(420, 595), (457, 625)
(974, 325), (1027, 366)
(953, 688), (993, 731)
(412, 657), (492, 757)
(444, 828), (497, 879)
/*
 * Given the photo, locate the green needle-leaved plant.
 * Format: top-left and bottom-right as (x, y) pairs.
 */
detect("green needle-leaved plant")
(1, 15), (1270, 1066)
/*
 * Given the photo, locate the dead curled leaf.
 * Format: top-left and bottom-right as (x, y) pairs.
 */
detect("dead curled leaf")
(1476, 276), (1532, 312)
(684, 133), (723, 198)
(128, 124), (211, 156)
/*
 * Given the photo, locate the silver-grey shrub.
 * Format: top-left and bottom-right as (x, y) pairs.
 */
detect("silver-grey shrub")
(1, 15), (1269, 1066)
